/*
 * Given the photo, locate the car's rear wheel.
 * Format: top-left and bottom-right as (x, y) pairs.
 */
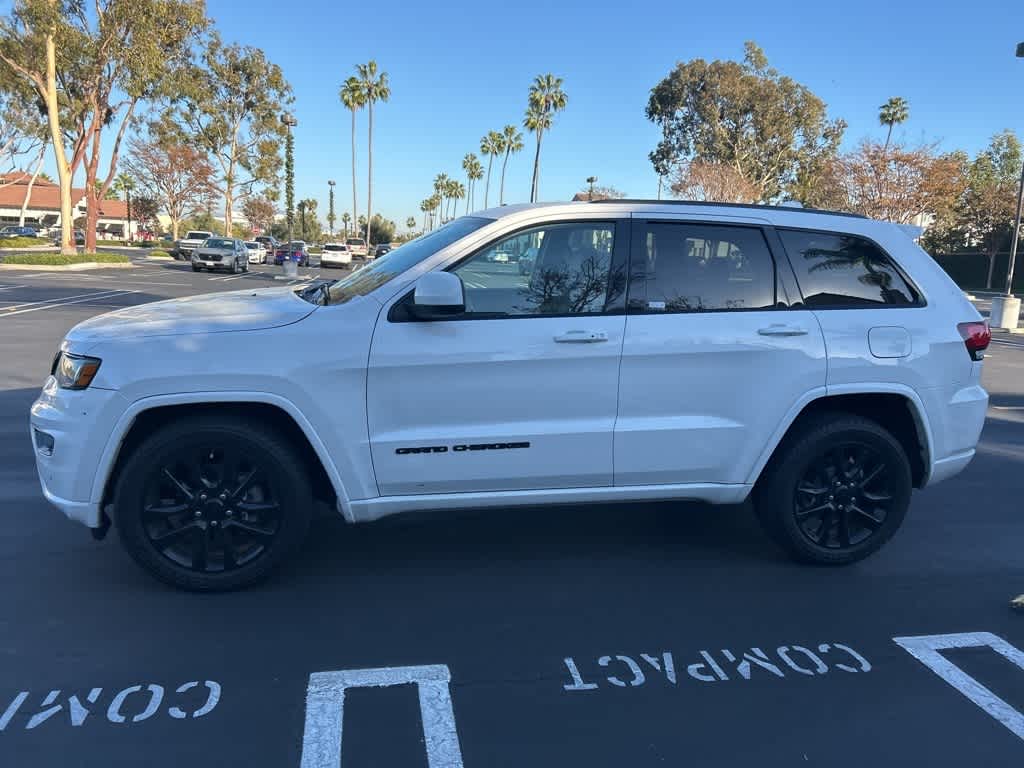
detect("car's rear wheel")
(113, 416), (313, 591)
(754, 413), (912, 565)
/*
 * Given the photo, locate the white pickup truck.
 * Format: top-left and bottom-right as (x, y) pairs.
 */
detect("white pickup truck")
(173, 230), (213, 261)
(31, 201), (988, 591)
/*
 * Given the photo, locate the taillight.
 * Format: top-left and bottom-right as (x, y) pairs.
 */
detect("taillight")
(957, 321), (991, 361)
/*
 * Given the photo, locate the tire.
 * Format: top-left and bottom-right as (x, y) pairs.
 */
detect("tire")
(192, 265), (202, 272)
(754, 413), (912, 565)
(242, 258), (249, 273)
(231, 257), (241, 274)
(113, 415), (313, 591)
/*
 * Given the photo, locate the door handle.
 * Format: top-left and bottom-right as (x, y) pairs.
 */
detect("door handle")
(554, 330), (608, 343)
(757, 324), (809, 337)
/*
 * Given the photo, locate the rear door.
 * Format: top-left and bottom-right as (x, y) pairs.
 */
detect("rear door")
(614, 217), (827, 486)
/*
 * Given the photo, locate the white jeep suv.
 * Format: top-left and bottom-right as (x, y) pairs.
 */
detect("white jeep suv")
(30, 201), (990, 590)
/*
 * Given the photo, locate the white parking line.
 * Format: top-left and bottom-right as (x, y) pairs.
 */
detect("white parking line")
(0, 289), (137, 317)
(0, 284), (27, 291)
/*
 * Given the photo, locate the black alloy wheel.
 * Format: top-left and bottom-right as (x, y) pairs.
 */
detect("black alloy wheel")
(793, 443), (893, 549)
(114, 417), (313, 590)
(755, 413), (912, 565)
(140, 443), (282, 574)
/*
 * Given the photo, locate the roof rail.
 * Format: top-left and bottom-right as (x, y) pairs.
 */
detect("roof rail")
(589, 199), (868, 219)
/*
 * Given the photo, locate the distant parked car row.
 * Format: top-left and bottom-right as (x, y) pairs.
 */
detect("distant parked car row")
(0, 225), (44, 239)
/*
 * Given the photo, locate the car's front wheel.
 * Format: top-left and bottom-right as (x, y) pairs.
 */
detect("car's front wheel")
(192, 265), (202, 272)
(113, 416), (313, 591)
(754, 413), (912, 565)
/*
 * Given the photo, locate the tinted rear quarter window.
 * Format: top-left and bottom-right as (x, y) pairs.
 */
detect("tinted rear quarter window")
(778, 229), (919, 307)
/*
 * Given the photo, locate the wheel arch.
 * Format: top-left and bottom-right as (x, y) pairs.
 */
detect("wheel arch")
(747, 385), (934, 490)
(93, 393), (351, 520)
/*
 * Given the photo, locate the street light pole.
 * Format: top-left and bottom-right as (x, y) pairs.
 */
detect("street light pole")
(282, 113), (297, 246)
(328, 180), (336, 238)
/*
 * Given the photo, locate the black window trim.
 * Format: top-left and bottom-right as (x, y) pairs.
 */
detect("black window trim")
(773, 224), (927, 310)
(626, 218), (790, 316)
(387, 217), (631, 323)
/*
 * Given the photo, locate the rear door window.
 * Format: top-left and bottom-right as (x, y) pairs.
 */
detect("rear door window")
(777, 229), (920, 307)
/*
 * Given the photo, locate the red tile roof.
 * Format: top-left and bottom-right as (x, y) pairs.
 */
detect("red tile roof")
(0, 172), (129, 219)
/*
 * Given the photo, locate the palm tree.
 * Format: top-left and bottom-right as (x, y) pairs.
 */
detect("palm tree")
(113, 172), (136, 240)
(498, 124), (523, 205)
(406, 216), (417, 232)
(341, 211), (351, 237)
(419, 198), (431, 231)
(447, 180), (465, 219)
(297, 200), (307, 240)
(355, 61), (390, 249)
(462, 153), (480, 214)
(480, 131), (505, 208)
(339, 77), (366, 244)
(433, 173), (450, 223)
(299, 198), (317, 240)
(524, 74), (568, 202)
(879, 97), (909, 151)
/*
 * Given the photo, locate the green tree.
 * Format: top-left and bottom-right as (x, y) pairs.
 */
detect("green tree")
(645, 42), (845, 203)
(131, 195), (159, 233)
(355, 60), (390, 247)
(369, 213), (395, 244)
(163, 36), (292, 235)
(524, 74), (568, 203)
(446, 179), (465, 219)
(955, 131), (1022, 288)
(462, 153), (483, 213)
(419, 197), (431, 231)
(406, 215), (416, 231)
(498, 124), (523, 205)
(112, 172), (136, 239)
(433, 172), (450, 223)
(298, 197), (318, 241)
(1, 0), (207, 253)
(879, 97), (910, 151)
(480, 131), (504, 207)
(339, 76), (366, 244)
(340, 210), (351, 237)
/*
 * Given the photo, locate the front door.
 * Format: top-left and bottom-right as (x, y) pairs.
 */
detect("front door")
(614, 218), (827, 486)
(367, 219), (628, 496)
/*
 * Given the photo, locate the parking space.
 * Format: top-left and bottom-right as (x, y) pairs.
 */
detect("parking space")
(1, 264), (1023, 766)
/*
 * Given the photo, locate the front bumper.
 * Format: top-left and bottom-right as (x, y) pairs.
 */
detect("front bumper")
(30, 378), (126, 528)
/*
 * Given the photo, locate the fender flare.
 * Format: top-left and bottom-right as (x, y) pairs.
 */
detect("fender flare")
(744, 383), (935, 487)
(89, 391), (354, 521)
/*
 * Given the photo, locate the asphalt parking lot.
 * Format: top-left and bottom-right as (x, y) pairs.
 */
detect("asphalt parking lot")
(1, 254), (1024, 767)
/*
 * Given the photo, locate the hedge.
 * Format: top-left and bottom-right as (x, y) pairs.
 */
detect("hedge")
(0, 252), (129, 266)
(931, 252), (1024, 294)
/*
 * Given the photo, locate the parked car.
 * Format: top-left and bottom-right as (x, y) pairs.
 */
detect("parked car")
(274, 241), (310, 266)
(0, 225), (41, 239)
(345, 237), (368, 259)
(191, 237), (249, 273)
(244, 241), (267, 265)
(255, 235), (280, 253)
(174, 230), (213, 260)
(518, 246), (539, 275)
(373, 243), (394, 258)
(31, 200), (990, 590)
(48, 228), (85, 246)
(320, 242), (353, 268)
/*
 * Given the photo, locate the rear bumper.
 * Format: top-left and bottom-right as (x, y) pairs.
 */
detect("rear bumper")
(920, 382), (988, 487)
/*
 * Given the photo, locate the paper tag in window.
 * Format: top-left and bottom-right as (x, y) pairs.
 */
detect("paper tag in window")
(647, 300), (666, 310)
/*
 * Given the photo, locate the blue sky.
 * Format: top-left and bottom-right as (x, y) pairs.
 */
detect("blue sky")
(12, 0), (1024, 231)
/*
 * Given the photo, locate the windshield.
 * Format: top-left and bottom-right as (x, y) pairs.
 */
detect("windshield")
(324, 244), (347, 251)
(244, 242), (259, 248)
(325, 217), (490, 305)
(204, 238), (232, 248)
(186, 231), (210, 240)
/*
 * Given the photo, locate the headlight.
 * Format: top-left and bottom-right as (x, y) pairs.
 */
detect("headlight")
(53, 353), (102, 390)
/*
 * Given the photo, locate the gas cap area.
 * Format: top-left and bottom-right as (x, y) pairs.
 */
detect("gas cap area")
(868, 326), (911, 358)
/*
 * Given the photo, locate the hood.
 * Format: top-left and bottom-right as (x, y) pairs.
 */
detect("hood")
(65, 287), (318, 343)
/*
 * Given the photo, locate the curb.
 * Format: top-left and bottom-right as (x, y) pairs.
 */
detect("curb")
(0, 261), (134, 271)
